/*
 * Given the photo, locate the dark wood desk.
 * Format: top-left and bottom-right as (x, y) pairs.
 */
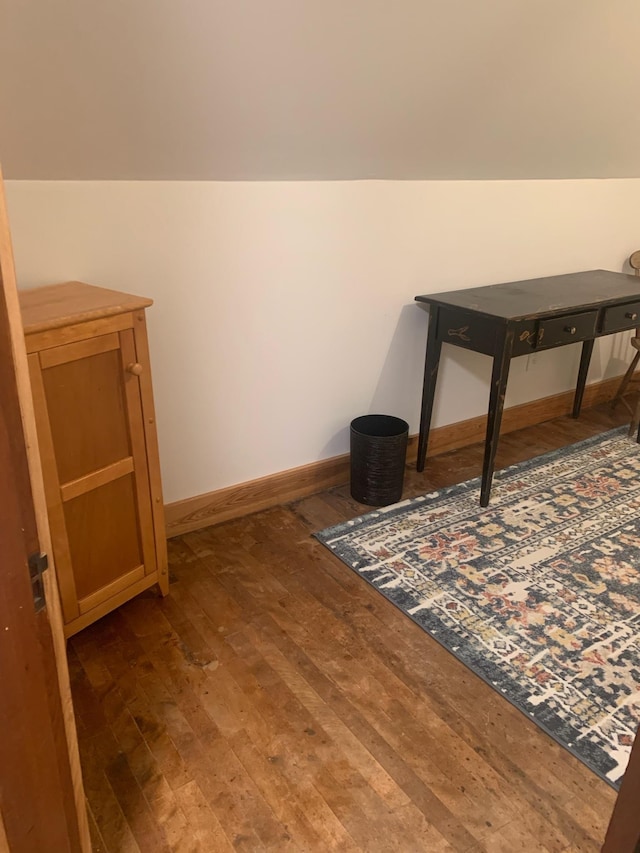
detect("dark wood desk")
(415, 269), (640, 506)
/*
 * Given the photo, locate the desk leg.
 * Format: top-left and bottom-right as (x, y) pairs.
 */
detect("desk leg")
(417, 307), (441, 472)
(572, 339), (594, 418)
(480, 329), (514, 507)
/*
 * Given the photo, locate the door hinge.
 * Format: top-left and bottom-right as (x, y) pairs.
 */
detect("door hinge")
(28, 552), (48, 613)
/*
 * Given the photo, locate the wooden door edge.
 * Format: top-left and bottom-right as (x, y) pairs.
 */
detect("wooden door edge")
(0, 166), (91, 852)
(602, 721), (640, 851)
(0, 811), (9, 853)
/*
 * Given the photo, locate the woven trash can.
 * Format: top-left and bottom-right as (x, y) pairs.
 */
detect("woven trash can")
(350, 414), (409, 506)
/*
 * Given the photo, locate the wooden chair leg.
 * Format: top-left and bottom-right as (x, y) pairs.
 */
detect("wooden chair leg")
(630, 394), (640, 439)
(613, 349), (640, 411)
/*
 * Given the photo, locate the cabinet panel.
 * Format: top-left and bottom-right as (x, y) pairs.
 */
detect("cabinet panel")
(41, 345), (130, 483)
(65, 475), (143, 601)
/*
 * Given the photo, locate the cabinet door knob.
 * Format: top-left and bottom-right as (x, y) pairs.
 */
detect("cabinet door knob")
(127, 362), (143, 376)
(626, 312), (638, 321)
(564, 326), (577, 335)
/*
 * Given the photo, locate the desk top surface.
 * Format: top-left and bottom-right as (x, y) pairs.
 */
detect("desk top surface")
(415, 269), (640, 320)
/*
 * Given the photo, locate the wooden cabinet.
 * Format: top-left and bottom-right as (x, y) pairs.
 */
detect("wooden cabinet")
(20, 281), (169, 637)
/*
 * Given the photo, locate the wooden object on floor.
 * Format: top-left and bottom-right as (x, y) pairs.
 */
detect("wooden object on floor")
(165, 370), (634, 537)
(69, 401), (628, 852)
(629, 339), (640, 437)
(602, 721), (640, 852)
(612, 250), (640, 414)
(20, 282), (169, 637)
(0, 168), (90, 850)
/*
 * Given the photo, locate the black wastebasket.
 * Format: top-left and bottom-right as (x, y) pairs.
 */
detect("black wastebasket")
(350, 414), (409, 506)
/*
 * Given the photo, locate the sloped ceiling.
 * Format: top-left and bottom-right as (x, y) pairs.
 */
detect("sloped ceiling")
(1, 0), (640, 180)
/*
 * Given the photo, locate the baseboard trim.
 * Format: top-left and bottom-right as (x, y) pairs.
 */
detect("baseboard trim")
(165, 374), (631, 537)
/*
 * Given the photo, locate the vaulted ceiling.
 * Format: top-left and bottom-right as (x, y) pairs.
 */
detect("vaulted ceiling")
(1, 0), (639, 180)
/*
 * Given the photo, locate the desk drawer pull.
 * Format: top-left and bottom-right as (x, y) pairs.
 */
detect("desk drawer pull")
(626, 312), (638, 321)
(564, 326), (577, 335)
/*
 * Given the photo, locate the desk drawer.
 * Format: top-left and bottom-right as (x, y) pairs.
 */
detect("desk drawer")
(601, 301), (640, 334)
(536, 311), (597, 349)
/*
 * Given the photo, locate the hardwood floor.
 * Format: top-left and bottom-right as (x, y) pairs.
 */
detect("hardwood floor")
(69, 402), (635, 852)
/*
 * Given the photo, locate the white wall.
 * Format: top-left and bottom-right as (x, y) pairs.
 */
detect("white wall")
(5, 179), (640, 503)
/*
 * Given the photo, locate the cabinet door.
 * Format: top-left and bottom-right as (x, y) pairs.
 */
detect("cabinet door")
(29, 327), (157, 624)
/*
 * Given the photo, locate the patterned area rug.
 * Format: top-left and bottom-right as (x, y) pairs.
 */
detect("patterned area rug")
(315, 427), (640, 789)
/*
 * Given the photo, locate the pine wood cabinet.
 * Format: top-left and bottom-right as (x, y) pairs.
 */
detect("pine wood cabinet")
(20, 281), (169, 637)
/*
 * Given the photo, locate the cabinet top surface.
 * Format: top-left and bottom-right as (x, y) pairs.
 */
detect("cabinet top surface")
(415, 269), (640, 320)
(19, 281), (153, 334)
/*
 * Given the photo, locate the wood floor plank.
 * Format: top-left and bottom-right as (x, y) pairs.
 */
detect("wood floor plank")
(202, 633), (365, 849)
(126, 636), (287, 850)
(87, 803), (108, 853)
(69, 401), (633, 851)
(264, 524), (608, 849)
(228, 728), (341, 851)
(481, 818), (550, 852)
(215, 608), (478, 850)
(227, 627), (464, 852)
(171, 781), (236, 852)
(244, 611), (524, 849)
(277, 525), (614, 809)
(200, 522), (586, 849)
(78, 732), (146, 853)
(93, 727), (174, 853)
(225, 627), (412, 812)
(143, 789), (193, 853)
